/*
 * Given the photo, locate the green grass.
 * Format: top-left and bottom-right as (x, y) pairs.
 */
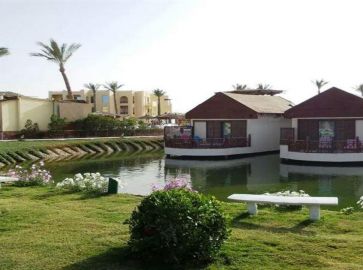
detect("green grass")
(0, 137), (162, 154)
(1, 186), (363, 270)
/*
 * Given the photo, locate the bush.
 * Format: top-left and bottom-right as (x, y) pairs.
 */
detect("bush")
(72, 114), (138, 135)
(48, 114), (67, 136)
(357, 196), (363, 209)
(20, 119), (40, 138)
(56, 172), (108, 194)
(127, 188), (229, 265)
(7, 162), (52, 186)
(264, 190), (310, 211)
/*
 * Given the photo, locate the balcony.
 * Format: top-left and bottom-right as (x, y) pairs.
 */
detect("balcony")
(165, 137), (251, 149)
(280, 128), (363, 163)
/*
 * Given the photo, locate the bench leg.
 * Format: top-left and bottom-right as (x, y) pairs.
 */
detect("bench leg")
(309, 205), (320, 221)
(247, 202), (258, 215)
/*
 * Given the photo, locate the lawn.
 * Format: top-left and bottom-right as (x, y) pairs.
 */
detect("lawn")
(1, 186), (363, 270)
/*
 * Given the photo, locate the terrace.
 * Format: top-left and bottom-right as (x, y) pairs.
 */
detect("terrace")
(280, 128), (362, 153)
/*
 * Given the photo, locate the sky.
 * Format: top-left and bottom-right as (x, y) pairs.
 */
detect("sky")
(1, 0), (363, 113)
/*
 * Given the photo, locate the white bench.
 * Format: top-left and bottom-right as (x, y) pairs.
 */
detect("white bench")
(0, 176), (18, 188)
(228, 194), (338, 221)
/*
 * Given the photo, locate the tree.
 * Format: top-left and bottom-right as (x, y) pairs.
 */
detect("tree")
(256, 83), (272, 90)
(84, 83), (100, 112)
(0, 47), (9, 57)
(30, 39), (81, 100)
(355, 84), (363, 96)
(232, 84), (248, 91)
(312, 79), (328, 94)
(153, 89), (166, 116)
(104, 81), (124, 115)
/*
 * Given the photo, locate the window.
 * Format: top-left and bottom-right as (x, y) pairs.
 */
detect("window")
(90, 96), (94, 103)
(120, 96), (128, 103)
(51, 95), (63, 101)
(102, 95), (109, 112)
(120, 106), (128, 114)
(73, 95), (82, 100)
(223, 122), (231, 138)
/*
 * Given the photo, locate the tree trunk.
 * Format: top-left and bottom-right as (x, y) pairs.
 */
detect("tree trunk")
(59, 64), (73, 100)
(157, 96), (161, 116)
(93, 90), (97, 112)
(113, 91), (118, 115)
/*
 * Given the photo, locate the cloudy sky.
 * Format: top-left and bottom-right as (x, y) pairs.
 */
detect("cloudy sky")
(1, 0), (363, 112)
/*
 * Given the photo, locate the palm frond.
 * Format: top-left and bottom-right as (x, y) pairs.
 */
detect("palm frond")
(84, 83), (101, 91)
(0, 47), (10, 57)
(153, 88), (166, 97)
(256, 83), (272, 90)
(31, 39), (80, 64)
(104, 81), (124, 92)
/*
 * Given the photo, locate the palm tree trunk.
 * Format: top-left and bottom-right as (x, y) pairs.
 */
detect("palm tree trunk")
(93, 90), (97, 112)
(59, 64), (73, 100)
(113, 91), (118, 115)
(157, 96), (161, 116)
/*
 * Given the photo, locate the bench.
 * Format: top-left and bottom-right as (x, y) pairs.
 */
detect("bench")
(228, 194), (338, 221)
(0, 176), (18, 188)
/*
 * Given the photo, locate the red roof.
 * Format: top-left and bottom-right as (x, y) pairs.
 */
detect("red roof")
(186, 92), (258, 119)
(284, 87), (363, 118)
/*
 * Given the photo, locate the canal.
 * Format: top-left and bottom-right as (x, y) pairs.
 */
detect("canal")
(47, 153), (363, 209)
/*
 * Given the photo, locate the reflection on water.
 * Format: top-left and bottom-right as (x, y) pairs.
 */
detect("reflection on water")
(47, 153), (363, 209)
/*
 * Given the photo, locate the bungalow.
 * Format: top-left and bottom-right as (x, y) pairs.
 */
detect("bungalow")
(164, 90), (293, 157)
(280, 87), (363, 163)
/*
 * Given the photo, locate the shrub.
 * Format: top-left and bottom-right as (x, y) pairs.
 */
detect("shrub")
(20, 119), (40, 138)
(56, 172), (108, 194)
(48, 114), (67, 136)
(127, 188), (229, 265)
(7, 161), (52, 186)
(264, 190), (310, 210)
(357, 196), (363, 209)
(340, 207), (355, 215)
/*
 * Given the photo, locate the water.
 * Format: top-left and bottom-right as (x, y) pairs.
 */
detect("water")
(46, 153), (363, 209)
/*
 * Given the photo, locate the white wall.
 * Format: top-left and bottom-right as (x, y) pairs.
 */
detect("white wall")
(280, 145), (363, 162)
(247, 115), (291, 152)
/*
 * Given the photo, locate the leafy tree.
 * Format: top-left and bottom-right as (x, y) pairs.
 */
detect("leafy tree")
(30, 39), (81, 100)
(256, 83), (272, 90)
(312, 79), (328, 94)
(152, 89), (166, 116)
(0, 47), (9, 57)
(232, 83), (248, 91)
(104, 81), (124, 115)
(355, 84), (363, 96)
(84, 83), (100, 112)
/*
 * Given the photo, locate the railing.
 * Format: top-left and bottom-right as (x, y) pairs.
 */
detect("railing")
(286, 138), (363, 153)
(164, 136), (251, 149)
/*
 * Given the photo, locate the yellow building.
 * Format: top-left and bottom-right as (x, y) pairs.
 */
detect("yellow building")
(0, 92), (92, 139)
(49, 89), (172, 117)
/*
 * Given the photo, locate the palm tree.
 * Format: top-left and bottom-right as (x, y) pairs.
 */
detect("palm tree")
(84, 83), (100, 112)
(153, 89), (166, 116)
(256, 83), (272, 90)
(312, 79), (328, 94)
(354, 84), (363, 96)
(30, 39), (81, 100)
(104, 81), (124, 115)
(0, 47), (9, 57)
(232, 84), (248, 91)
